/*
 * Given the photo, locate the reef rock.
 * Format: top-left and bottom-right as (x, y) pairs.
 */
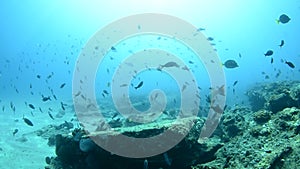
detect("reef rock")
(193, 107), (300, 169)
(44, 81), (300, 169)
(246, 81), (300, 112)
(46, 116), (226, 169)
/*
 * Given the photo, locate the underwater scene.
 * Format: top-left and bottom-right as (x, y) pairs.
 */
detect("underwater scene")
(1, 1), (300, 169)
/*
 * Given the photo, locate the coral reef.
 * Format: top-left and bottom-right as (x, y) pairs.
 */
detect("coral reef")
(194, 106), (300, 169)
(43, 81), (300, 169)
(45, 117), (224, 169)
(246, 81), (300, 112)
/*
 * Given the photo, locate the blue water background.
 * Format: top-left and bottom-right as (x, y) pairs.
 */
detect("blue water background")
(1, 1), (300, 115)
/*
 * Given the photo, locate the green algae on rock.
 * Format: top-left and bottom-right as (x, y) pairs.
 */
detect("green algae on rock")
(246, 81), (300, 112)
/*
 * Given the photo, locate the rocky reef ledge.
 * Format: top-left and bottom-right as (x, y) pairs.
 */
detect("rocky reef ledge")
(246, 81), (300, 112)
(43, 81), (300, 169)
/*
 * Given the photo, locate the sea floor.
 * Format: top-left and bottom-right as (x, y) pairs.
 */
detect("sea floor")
(0, 81), (299, 169)
(0, 101), (76, 169)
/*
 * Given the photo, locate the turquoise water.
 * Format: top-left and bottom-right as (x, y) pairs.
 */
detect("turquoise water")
(1, 1), (300, 101)
(0, 1), (300, 168)
(1, 1), (299, 102)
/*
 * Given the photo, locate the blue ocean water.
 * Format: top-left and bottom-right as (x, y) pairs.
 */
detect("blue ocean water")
(0, 0), (300, 167)
(1, 1), (299, 100)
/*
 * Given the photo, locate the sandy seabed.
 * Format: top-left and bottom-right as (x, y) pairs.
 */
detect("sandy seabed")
(0, 100), (75, 169)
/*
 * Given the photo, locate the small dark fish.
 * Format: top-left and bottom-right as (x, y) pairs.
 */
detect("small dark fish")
(160, 62), (180, 69)
(181, 84), (187, 92)
(80, 94), (86, 100)
(144, 159), (148, 169)
(239, 53), (242, 58)
(265, 75), (270, 79)
(223, 105), (228, 111)
(188, 60), (194, 64)
(111, 46), (116, 51)
(48, 87), (53, 94)
(13, 129), (18, 136)
(42, 95), (51, 102)
(36, 75), (41, 79)
(61, 102), (65, 111)
(217, 85), (225, 96)
(223, 60), (239, 68)
(207, 37), (214, 41)
(29, 83), (32, 88)
(39, 107), (43, 113)
(275, 72), (281, 78)
(271, 58), (274, 64)
(264, 50), (273, 57)
(60, 83), (66, 88)
(134, 81), (144, 90)
(163, 153), (172, 166)
(285, 61), (295, 68)
(276, 14), (291, 24)
(233, 81), (238, 86)
(47, 72), (54, 79)
(120, 84), (128, 87)
(45, 157), (51, 165)
(10, 102), (15, 112)
(279, 40), (284, 48)
(74, 91), (81, 97)
(28, 104), (35, 110)
(112, 113), (118, 119)
(182, 65), (189, 71)
(164, 62), (179, 68)
(197, 27), (205, 31)
(103, 90), (109, 95)
(48, 111), (54, 120)
(52, 94), (57, 100)
(23, 116), (34, 126)
(205, 95), (211, 103)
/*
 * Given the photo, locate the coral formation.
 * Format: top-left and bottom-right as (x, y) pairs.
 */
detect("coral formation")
(246, 81), (300, 112)
(43, 81), (300, 169)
